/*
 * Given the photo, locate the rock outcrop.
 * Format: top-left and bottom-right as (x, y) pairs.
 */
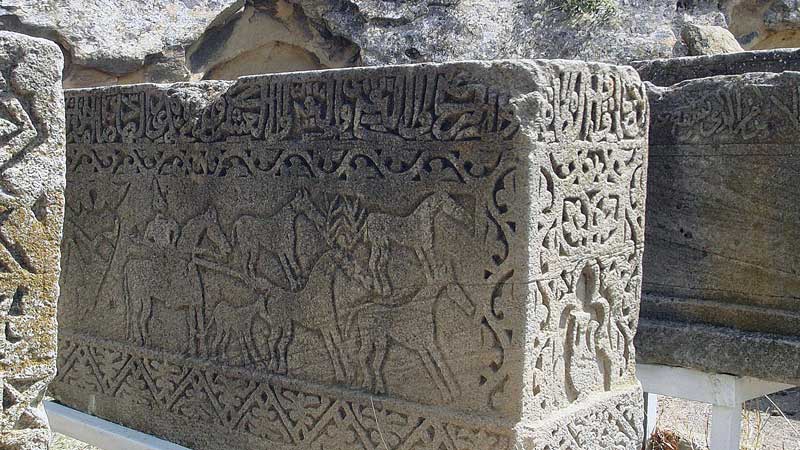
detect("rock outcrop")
(681, 22), (744, 55)
(2, 2), (800, 96)
(0, 0), (737, 88)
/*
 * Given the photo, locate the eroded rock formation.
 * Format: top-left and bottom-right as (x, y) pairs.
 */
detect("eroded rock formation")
(2, 0), (784, 89)
(0, 31), (65, 449)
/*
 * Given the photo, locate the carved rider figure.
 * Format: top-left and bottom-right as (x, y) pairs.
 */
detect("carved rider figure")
(144, 212), (180, 249)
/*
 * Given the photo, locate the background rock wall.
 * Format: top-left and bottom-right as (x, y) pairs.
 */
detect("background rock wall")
(2, 0), (797, 88)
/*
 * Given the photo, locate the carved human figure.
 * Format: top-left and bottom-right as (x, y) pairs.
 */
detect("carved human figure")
(124, 205), (231, 354)
(564, 264), (607, 400)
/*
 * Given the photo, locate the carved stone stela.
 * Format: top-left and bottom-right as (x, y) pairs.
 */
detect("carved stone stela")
(0, 32), (66, 448)
(51, 60), (649, 449)
(638, 70), (800, 384)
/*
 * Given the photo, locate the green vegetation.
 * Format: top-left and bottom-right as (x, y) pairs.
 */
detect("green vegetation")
(557, 0), (617, 19)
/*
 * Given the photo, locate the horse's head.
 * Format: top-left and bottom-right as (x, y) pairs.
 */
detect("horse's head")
(288, 188), (311, 211)
(432, 260), (475, 317)
(433, 193), (471, 227)
(203, 206), (232, 257)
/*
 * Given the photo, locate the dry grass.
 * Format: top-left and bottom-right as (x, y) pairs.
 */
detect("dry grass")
(650, 428), (682, 450)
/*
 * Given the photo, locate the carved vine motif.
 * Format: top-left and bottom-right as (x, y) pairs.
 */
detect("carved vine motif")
(534, 142), (646, 277)
(537, 392), (643, 450)
(66, 141), (505, 185)
(524, 138), (644, 419)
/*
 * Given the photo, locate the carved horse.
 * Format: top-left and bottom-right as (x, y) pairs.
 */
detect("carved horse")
(123, 206), (232, 354)
(346, 263), (474, 402)
(207, 298), (270, 368)
(232, 189), (325, 291)
(262, 248), (369, 381)
(364, 192), (470, 294)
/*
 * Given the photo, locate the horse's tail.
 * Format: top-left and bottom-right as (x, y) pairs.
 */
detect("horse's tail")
(345, 303), (372, 339)
(122, 264), (131, 340)
(231, 217), (242, 246)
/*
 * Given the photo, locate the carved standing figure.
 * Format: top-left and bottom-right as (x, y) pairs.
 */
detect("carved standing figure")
(232, 188), (325, 291)
(364, 192), (470, 294)
(123, 206), (231, 355)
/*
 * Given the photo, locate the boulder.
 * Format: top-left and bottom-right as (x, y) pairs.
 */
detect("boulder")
(681, 22), (744, 55)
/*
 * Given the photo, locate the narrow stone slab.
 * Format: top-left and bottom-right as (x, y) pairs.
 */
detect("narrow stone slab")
(634, 48), (800, 86)
(640, 71), (800, 384)
(51, 60), (649, 449)
(0, 32), (66, 448)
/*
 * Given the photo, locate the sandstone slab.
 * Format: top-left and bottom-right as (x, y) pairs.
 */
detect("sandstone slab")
(51, 60), (649, 449)
(0, 31), (66, 448)
(638, 70), (800, 385)
(635, 47), (800, 86)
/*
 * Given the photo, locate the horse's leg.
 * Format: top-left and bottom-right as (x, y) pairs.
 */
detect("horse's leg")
(329, 326), (352, 383)
(266, 322), (280, 372)
(124, 279), (134, 342)
(415, 246), (435, 282)
(372, 239), (391, 295)
(211, 325), (225, 361)
(193, 304), (205, 357)
(277, 321), (293, 374)
(322, 329), (346, 382)
(372, 334), (389, 394)
(184, 306), (197, 355)
(367, 234), (389, 294)
(280, 253), (300, 291)
(357, 325), (373, 390)
(428, 344), (460, 398)
(241, 322), (258, 368)
(245, 247), (257, 279)
(285, 246), (304, 285)
(139, 295), (152, 347)
(420, 348), (453, 403)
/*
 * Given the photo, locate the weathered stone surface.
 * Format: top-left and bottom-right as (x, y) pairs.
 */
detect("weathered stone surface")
(639, 71), (800, 384)
(680, 23), (744, 56)
(0, 31), (65, 448)
(1, 0), (739, 88)
(0, 0), (233, 76)
(727, 0), (800, 49)
(50, 60), (649, 449)
(634, 47), (800, 86)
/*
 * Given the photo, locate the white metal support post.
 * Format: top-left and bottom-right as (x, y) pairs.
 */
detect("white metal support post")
(637, 363), (794, 450)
